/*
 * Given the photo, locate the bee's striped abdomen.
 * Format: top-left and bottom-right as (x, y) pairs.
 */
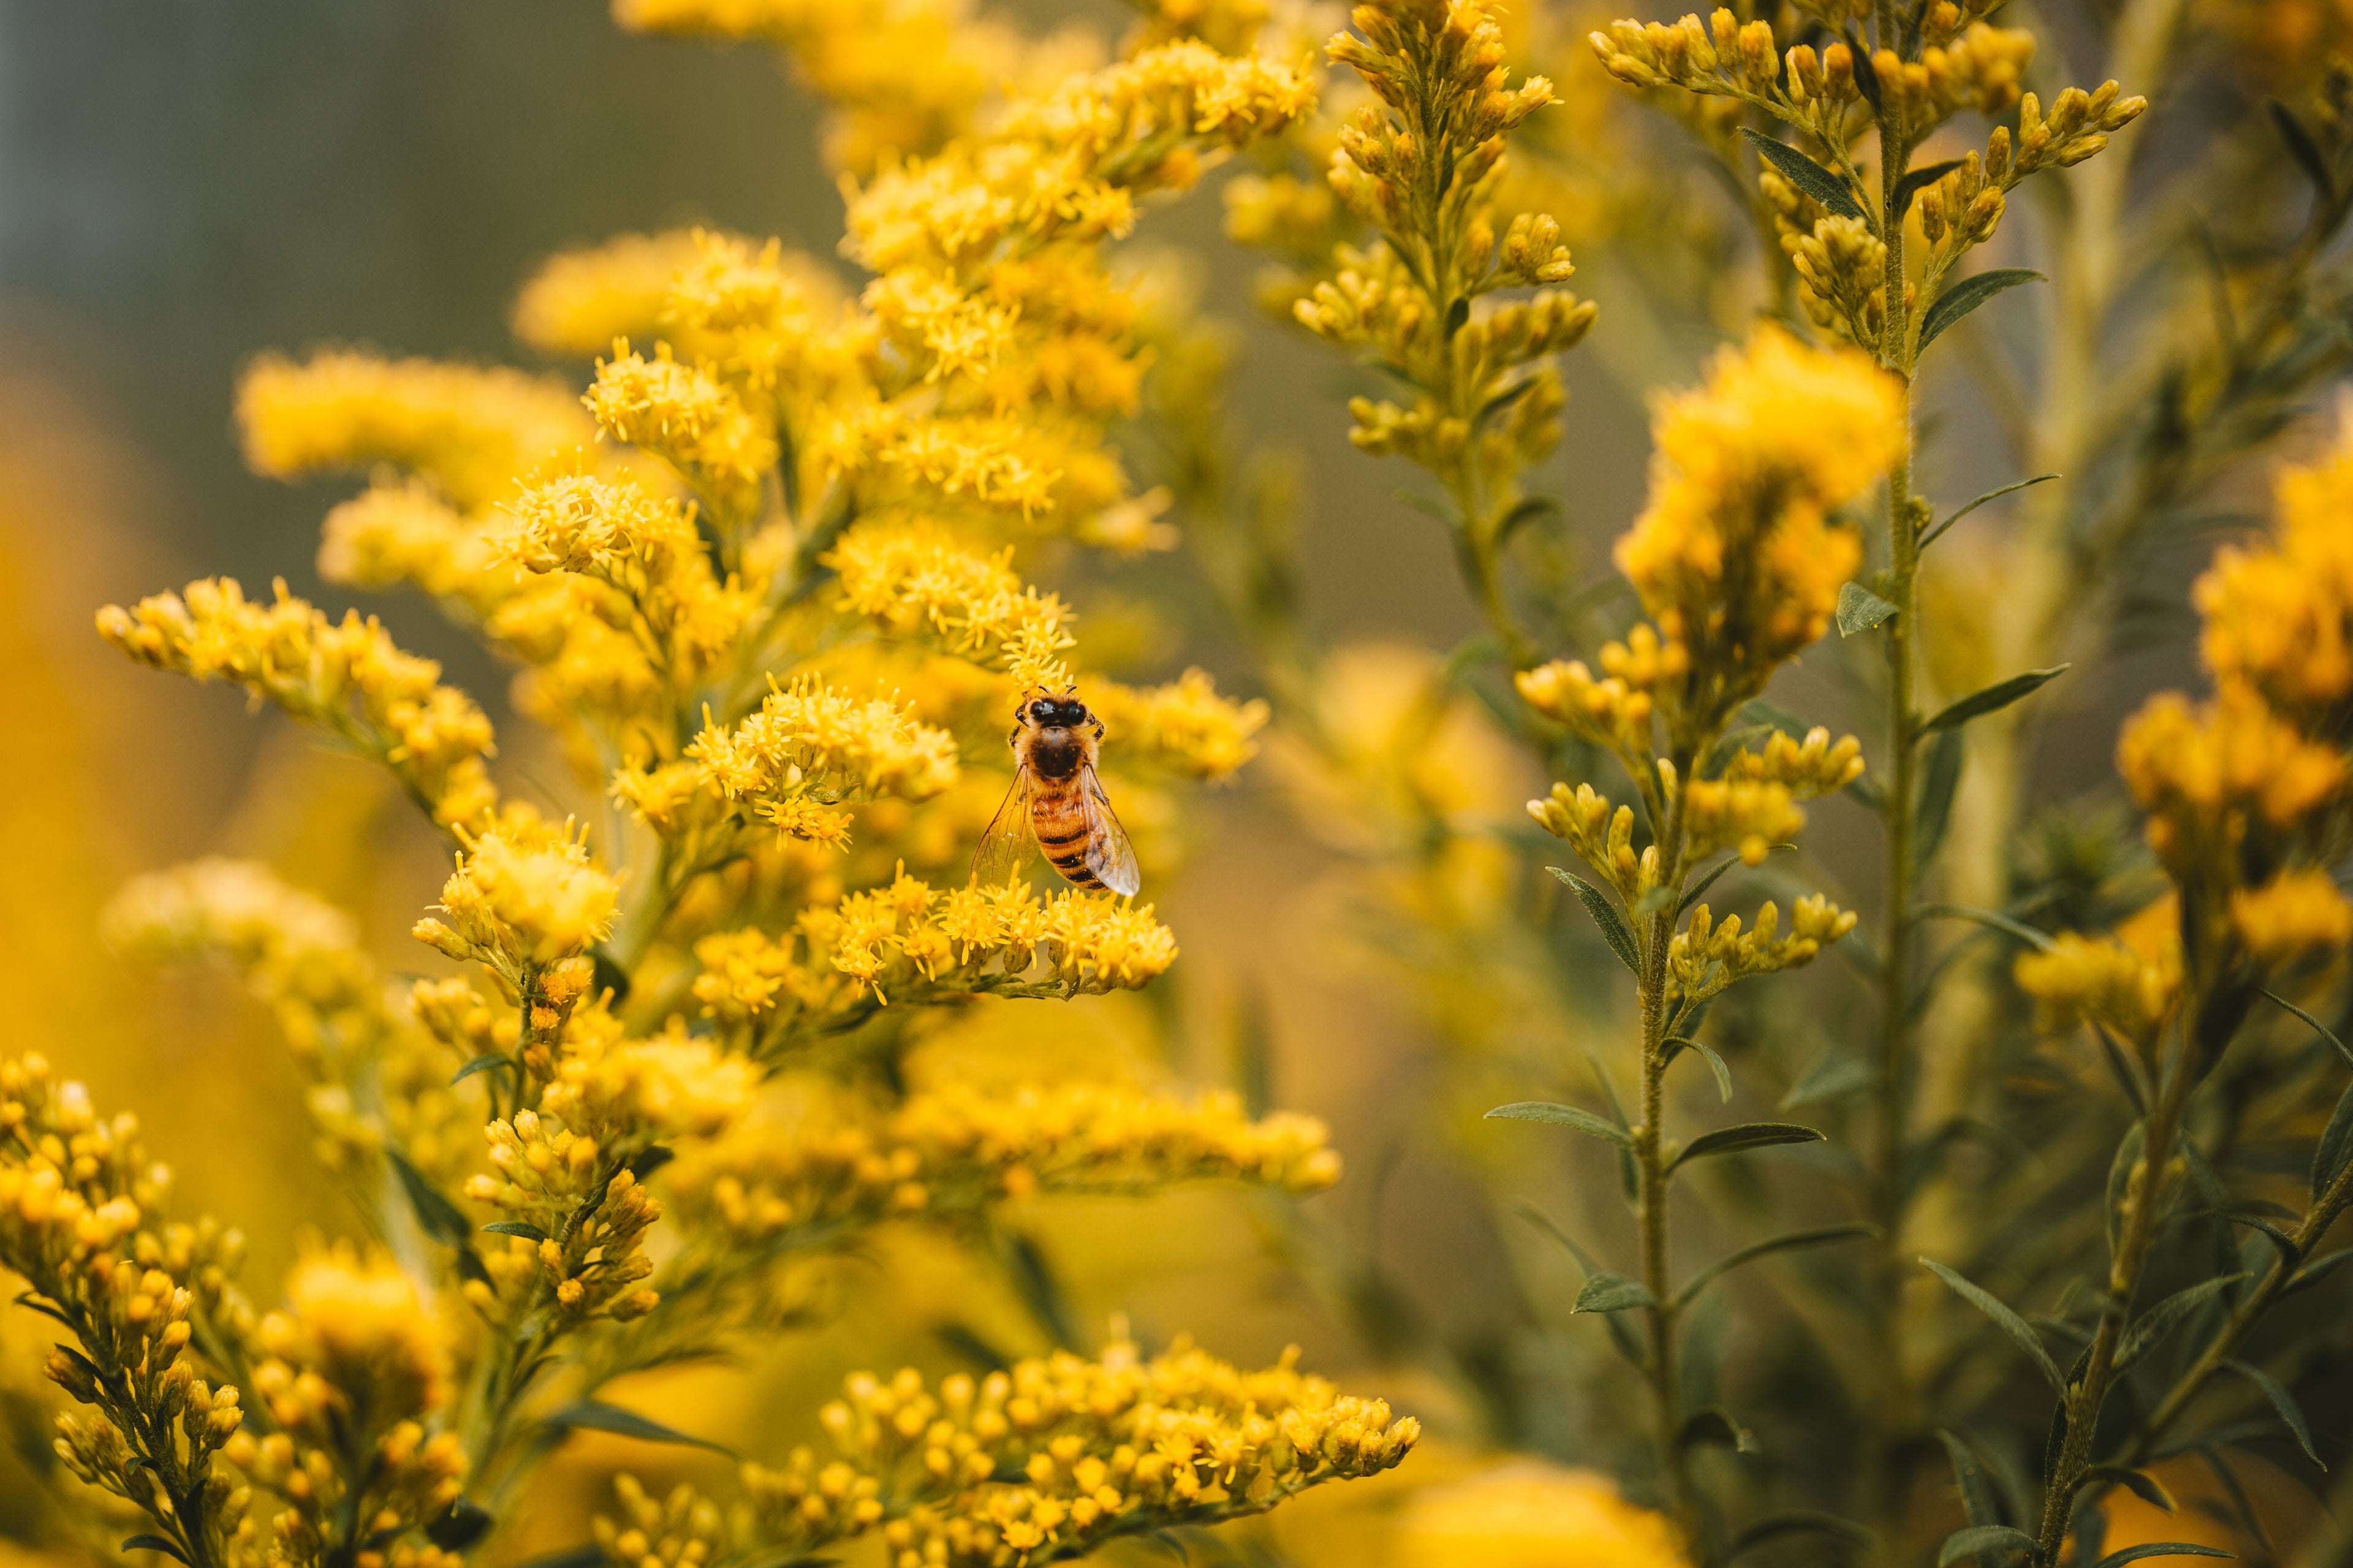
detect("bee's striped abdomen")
(1031, 787), (1100, 887)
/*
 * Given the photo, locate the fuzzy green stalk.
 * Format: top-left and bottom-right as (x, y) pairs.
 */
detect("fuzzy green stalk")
(1860, 43), (1926, 1539)
(1635, 752), (1699, 1537)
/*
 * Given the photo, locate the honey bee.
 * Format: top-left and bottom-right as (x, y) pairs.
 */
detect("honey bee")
(974, 689), (1140, 896)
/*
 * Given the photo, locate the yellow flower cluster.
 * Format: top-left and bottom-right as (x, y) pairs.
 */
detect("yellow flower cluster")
(414, 819), (619, 974)
(786, 866), (1186, 1002)
(540, 1018), (761, 1148)
(2230, 869), (2353, 968)
(1677, 777), (1806, 868)
(2115, 689), (2343, 875)
(2014, 898), (2181, 1048)
(677, 678), (961, 843)
(97, 577), (499, 830)
(238, 348), (591, 510)
(1087, 669), (1270, 781)
(2197, 430), (2353, 737)
(0, 1056), (249, 1568)
(1614, 327), (1904, 724)
(1669, 896), (1855, 1001)
(1529, 784), (1660, 907)
(588, 340), (779, 523)
(661, 1336), (1417, 1566)
(464, 1110), (662, 1324)
(825, 522), (1078, 693)
(1393, 1461), (1691, 1568)
(670, 1081), (1338, 1243)
(225, 1248), (463, 1568)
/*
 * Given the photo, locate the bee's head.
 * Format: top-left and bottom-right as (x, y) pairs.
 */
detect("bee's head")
(1026, 693), (1089, 729)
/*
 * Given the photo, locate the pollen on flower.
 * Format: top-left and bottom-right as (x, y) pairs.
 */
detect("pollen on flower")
(1088, 669), (1270, 781)
(415, 819), (618, 971)
(824, 521), (1078, 692)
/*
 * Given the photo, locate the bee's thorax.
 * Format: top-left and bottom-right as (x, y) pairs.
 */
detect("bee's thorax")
(1023, 726), (1088, 781)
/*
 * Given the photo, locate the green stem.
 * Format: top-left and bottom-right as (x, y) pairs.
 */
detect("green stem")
(1862, 50), (1923, 1543)
(1638, 762), (1698, 1537)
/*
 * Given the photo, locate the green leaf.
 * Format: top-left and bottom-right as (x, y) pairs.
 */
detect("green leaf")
(2313, 1075), (2353, 1202)
(1783, 1050), (1877, 1108)
(481, 1221), (548, 1242)
(1921, 1258), (2066, 1393)
(2080, 1465), (2173, 1513)
(1444, 295), (1471, 335)
(2107, 1120), (2148, 1265)
(1549, 866), (1641, 975)
(2269, 98), (2335, 202)
(1915, 729), (1965, 870)
(1938, 1525), (2038, 1566)
(387, 1149), (471, 1246)
(1677, 1406), (1757, 1452)
(1669, 1121), (1824, 1173)
(119, 1539), (189, 1565)
(1662, 1036), (1733, 1102)
(1737, 697), (1812, 739)
(2101, 1543), (2232, 1568)
(1918, 268), (2047, 352)
(542, 1400), (737, 1456)
(1722, 1513), (1877, 1563)
(1675, 1222), (1878, 1309)
(2260, 988), (2353, 1070)
(1572, 1272), (1657, 1313)
(1922, 473), (2060, 549)
(1894, 158), (1968, 216)
(2286, 1246), (2353, 1297)
(2118, 1274), (2248, 1370)
(1485, 1101), (1634, 1148)
(1923, 666), (2070, 733)
(1738, 127), (1866, 220)
(1938, 1430), (2001, 1529)
(1678, 855), (1741, 915)
(2224, 1358), (2322, 1466)
(1493, 493), (1558, 542)
(1916, 904), (2058, 954)
(1837, 581), (1899, 635)
(450, 1053), (515, 1086)
(588, 945), (634, 1004)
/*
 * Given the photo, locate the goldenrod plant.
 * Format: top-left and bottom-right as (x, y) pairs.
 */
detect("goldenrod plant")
(1, 7), (1426, 1568)
(12, 0), (2353, 1564)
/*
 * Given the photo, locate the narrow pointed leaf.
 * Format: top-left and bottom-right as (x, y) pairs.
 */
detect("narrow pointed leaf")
(1922, 472), (2060, 548)
(1485, 1100), (1634, 1148)
(1917, 904), (2058, 953)
(451, 1053), (514, 1086)
(1783, 1050), (1877, 1108)
(1939, 1430), (2001, 1528)
(1938, 1524), (2037, 1566)
(1923, 666), (2070, 733)
(2081, 1465), (2173, 1512)
(1675, 1222), (1878, 1308)
(1662, 1036), (1733, 1102)
(1678, 1406), (1757, 1452)
(1894, 158), (1967, 216)
(1919, 268), (2046, 352)
(120, 1539), (189, 1564)
(542, 1400), (737, 1456)
(1573, 1271), (1657, 1313)
(1549, 866), (1640, 974)
(2224, 1358), (2322, 1465)
(481, 1221), (548, 1242)
(2286, 1246), (2353, 1297)
(2314, 1075), (2353, 1202)
(1915, 729), (1966, 870)
(2089, 1547), (2231, 1568)
(387, 1149), (471, 1246)
(1670, 1121), (1824, 1173)
(2118, 1274), (2248, 1370)
(2260, 988), (2353, 1070)
(2270, 98), (2335, 200)
(426, 1501), (496, 1552)
(1679, 855), (1741, 914)
(1724, 1513), (1877, 1562)
(1838, 581), (1899, 635)
(1738, 127), (1866, 219)
(1922, 1258), (2066, 1393)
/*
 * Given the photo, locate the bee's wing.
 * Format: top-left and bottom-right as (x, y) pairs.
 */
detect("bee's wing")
(1078, 765), (1141, 896)
(973, 768), (1039, 887)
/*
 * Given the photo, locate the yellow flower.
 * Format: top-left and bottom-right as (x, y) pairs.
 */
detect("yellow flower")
(1392, 1460), (1690, 1568)
(413, 820), (618, 971)
(2197, 420), (2353, 732)
(823, 521), (1078, 692)
(689, 676), (961, 813)
(1614, 327), (1904, 719)
(511, 229), (711, 357)
(237, 347), (591, 511)
(2116, 688), (2344, 869)
(540, 1020), (761, 1146)
(97, 577), (499, 829)
(2015, 921), (2181, 1044)
(1672, 895), (1855, 998)
(259, 1245), (451, 1423)
(586, 339), (779, 520)
(2230, 869), (2353, 967)
(1679, 776), (1806, 866)
(1089, 669), (1270, 781)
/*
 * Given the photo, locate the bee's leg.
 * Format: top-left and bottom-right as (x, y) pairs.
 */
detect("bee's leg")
(1090, 716), (1105, 741)
(1009, 725), (1023, 748)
